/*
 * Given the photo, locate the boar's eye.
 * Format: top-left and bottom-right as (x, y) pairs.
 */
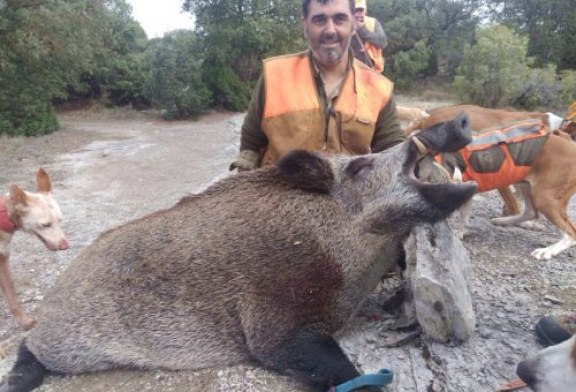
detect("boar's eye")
(345, 157), (373, 178)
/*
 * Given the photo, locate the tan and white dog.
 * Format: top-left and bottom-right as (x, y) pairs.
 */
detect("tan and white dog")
(516, 335), (576, 392)
(0, 168), (69, 330)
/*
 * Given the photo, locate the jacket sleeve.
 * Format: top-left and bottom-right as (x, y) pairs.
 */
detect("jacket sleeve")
(357, 18), (387, 49)
(371, 97), (406, 153)
(230, 76), (268, 170)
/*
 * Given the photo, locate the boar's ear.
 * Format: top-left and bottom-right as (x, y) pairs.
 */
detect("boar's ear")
(277, 150), (334, 193)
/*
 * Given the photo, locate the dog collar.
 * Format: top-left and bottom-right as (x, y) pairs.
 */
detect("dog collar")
(0, 196), (16, 233)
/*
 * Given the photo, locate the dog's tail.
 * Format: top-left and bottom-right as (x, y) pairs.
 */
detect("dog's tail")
(0, 342), (47, 392)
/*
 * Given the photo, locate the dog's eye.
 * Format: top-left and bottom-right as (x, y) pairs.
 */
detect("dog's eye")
(41, 223), (52, 228)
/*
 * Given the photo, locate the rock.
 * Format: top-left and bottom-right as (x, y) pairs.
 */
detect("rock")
(403, 221), (476, 343)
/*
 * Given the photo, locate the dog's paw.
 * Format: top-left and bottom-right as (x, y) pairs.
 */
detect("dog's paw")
(17, 315), (37, 331)
(531, 247), (554, 260)
(518, 221), (545, 231)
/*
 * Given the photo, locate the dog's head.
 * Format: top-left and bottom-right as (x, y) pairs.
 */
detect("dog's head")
(516, 335), (576, 392)
(8, 168), (69, 251)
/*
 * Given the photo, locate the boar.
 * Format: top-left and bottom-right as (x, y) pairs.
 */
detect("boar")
(1, 114), (475, 392)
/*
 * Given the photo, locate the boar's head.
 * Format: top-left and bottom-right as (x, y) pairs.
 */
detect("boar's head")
(278, 112), (476, 234)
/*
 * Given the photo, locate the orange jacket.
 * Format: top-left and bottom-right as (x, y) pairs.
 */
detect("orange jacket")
(436, 119), (549, 193)
(260, 51), (393, 166)
(362, 16), (384, 72)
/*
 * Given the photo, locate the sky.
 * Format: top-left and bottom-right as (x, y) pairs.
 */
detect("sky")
(127, 0), (194, 39)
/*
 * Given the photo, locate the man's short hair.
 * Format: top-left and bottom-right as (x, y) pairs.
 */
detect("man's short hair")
(302, 0), (355, 18)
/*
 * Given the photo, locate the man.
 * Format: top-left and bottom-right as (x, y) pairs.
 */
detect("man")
(350, 0), (387, 72)
(230, 0), (404, 171)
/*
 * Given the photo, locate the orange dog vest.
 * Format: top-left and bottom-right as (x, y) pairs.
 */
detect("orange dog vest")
(435, 119), (549, 193)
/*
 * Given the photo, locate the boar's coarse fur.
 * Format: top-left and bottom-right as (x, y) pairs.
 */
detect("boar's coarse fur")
(1, 115), (476, 392)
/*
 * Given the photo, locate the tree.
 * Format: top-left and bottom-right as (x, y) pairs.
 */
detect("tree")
(182, 0), (304, 110)
(488, 0), (576, 70)
(0, 0), (148, 135)
(368, 0), (480, 87)
(143, 30), (211, 119)
(452, 24), (569, 109)
(0, 0), (99, 135)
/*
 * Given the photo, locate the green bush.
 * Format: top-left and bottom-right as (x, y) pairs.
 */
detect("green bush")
(0, 100), (58, 136)
(452, 24), (571, 110)
(202, 63), (251, 112)
(386, 41), (431, 90)
(143, 31), (211, 120)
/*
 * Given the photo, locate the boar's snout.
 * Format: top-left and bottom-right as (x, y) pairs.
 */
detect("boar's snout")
(413, 112), (472, 153)
(402, 112), (477, 219)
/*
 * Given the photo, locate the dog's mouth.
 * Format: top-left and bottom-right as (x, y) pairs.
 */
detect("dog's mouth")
(34, 232), (69, 251)
(34, 232), (54, 250)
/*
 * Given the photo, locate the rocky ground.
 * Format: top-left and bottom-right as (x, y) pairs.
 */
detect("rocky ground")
(0, 99), (574, 392)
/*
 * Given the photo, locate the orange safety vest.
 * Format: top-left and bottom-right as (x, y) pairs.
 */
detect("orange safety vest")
(260, 51), (393, 166)
(566, 101), (576, 122)
(362, 16), (384, 73)
(435, 119), (549, 193)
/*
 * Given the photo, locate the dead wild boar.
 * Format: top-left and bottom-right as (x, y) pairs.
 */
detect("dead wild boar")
(1, 114), (475, 392)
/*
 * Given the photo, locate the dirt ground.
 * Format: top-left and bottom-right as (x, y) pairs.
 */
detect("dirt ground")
(0, 97), (575, 392)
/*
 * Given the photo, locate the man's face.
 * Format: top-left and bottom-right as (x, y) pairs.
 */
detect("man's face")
(355, 7), (366, 22)
(302, 0), (355, 69)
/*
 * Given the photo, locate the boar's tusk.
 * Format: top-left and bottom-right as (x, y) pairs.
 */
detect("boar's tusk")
(410, 135), (429, 156)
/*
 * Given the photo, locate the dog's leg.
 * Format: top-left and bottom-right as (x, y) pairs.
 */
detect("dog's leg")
(532, 232), (576, 260)
(530, 187), (576, 259)
(0, 254), (36, 330)
(491, 182), (538, 226)
(497, 186), (521, 216)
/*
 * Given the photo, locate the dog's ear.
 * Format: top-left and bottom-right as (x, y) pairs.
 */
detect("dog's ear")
(36, 168), (52, 193)
(9, 184), (28, 207)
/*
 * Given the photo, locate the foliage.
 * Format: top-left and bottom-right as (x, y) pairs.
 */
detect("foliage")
(370, 0), (480, 84)
(0, 0), (147, 136)
(386, 40), (431, 90)
(60, 0), (149, 107)
(487, 0), (576, 70)
(1, 0), (575, 135)
(452, 24), (570, 110)
(143, 30), (211, 119)
(183, 0), (304, 110)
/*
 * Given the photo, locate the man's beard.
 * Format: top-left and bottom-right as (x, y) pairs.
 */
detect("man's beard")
(314, 33), (351, 67)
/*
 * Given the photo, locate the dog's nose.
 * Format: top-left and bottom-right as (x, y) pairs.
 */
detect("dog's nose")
(516, 360), (537, 387)
(58, 238), (70, 250)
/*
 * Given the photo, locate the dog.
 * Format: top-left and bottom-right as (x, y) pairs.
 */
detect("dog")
(516, 335), (576, 392)
(0, 168), (69, 330)
(396, 104), (429, 129)
(426, 117), (576, 259)
(405, 105), (570, 217)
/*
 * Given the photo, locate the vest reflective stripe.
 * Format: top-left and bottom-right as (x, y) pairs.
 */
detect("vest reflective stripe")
(261, 52), (393, 166)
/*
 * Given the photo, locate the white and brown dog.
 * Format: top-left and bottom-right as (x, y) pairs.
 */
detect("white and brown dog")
(516, 335), (576, 392)
(0, 168), (69, 330)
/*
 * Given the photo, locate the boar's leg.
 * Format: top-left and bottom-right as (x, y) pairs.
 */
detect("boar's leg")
(0, 342), (47, 392)
(249, 326), (382, 392)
